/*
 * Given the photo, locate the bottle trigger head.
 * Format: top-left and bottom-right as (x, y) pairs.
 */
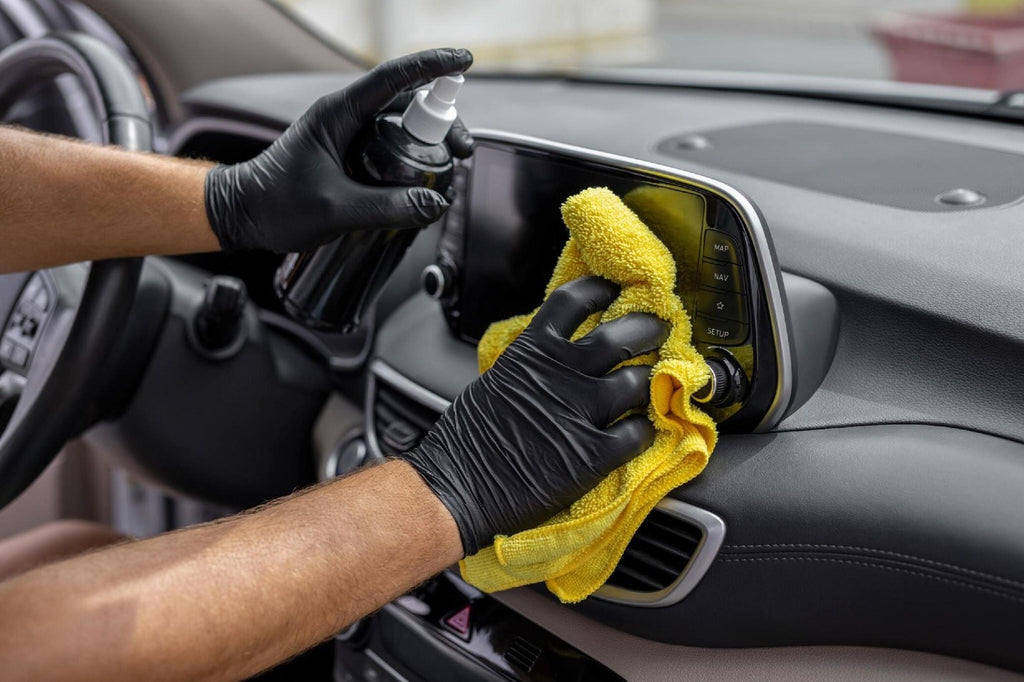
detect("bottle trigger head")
(401, 74), (464, 145)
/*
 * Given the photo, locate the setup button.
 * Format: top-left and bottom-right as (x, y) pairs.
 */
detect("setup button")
(703, 230), (742, 264)
(693, 316), (748, 346)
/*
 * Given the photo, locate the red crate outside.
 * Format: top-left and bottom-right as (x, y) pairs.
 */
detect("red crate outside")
(874, 12), (1024, 89)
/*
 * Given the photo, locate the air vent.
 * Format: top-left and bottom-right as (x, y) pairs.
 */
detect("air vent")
(503, 636), (542, 674)
(595, 498), (726, 607)
(606, 508), (702, 592)
(373, 381), (442, 455)
(368, 361), (451, 459)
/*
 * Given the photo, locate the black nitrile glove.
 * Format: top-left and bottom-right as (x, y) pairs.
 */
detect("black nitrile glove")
(404, 277), (670, 555)
(205, 48), (474, 253)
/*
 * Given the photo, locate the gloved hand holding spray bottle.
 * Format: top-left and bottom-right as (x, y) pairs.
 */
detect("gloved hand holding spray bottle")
(205, 48), (473, 332)
(274, 70), (466, 332)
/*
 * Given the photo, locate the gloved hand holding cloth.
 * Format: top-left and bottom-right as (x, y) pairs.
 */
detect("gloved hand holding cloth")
(406, 187), (717, 602)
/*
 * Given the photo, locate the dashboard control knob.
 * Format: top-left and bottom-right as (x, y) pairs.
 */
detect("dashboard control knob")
(693, 352), (748, 408)
(693, 359), (730, 405)
(192, 276), (248, 358)
(421, 264), (453, 300)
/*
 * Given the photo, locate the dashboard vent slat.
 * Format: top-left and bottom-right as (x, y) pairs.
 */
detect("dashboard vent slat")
(605, 507), (704, 593)
(373, 380), (442, 456)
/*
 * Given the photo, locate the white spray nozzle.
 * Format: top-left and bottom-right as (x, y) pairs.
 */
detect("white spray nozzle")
(401, 74), (464, 145)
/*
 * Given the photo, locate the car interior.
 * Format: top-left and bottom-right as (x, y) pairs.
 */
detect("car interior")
(1, 0), (1023, 680)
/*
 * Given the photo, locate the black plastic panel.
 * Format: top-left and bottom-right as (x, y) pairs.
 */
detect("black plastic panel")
(658, 121), (1024, 211)
(576, 424), (1024, 672)
(336, 571), (623, 682)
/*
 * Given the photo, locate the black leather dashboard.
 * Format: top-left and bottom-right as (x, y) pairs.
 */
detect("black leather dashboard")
(176, 72), (1024, 671)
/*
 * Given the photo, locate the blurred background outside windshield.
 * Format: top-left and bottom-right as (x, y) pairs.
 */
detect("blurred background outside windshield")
(277, 0), (1024, 90)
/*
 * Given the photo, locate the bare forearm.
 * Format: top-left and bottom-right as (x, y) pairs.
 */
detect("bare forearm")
(0, 125), (218, 272)
(0, 460), (462, 682)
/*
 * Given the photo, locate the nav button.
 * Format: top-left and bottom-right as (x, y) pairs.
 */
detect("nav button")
(700, 260), (744, 293)
(693, 316), (748, 346)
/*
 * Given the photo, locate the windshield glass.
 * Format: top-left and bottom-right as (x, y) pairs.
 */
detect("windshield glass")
(273, 0), (1024, 91)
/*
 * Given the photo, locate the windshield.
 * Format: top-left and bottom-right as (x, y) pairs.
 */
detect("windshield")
(273, 0), (1024, 91)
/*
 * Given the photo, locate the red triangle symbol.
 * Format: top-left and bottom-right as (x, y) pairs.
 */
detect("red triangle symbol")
(444, 604), (472, 635)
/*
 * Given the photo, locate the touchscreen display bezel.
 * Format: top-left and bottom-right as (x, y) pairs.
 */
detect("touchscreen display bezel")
(448, 130), (793, 432)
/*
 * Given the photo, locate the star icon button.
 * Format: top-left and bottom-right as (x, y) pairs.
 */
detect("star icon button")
(715, 301), (725, 311)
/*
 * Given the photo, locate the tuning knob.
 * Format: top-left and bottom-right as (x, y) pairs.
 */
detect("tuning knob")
(693, 352), (748, 408)
(192, 276), (248, 358)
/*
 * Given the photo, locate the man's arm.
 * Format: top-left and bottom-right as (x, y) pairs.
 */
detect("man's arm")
(0, 47), (475, 274)
(0, 460), (462, 682)
(0, 125), (217, 272)
(0, 276), (665, 682)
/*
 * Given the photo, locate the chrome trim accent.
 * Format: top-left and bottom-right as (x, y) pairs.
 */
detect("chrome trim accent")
(691, 371), (716, 404)
(366, 360), (451, 461)
(593, 497), (726, 607)
(167, 116), (281, 155)
(420, 264), (446, 300)
(470, 129), (794, 431)
(365, 645), (412, 682)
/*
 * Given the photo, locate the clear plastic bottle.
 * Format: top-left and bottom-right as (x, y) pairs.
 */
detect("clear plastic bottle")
(274, 75), (464, 333)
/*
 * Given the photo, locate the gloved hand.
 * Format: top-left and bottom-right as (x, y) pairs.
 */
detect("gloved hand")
(404, 277), (670, 555)
(205, 48), (474, 253)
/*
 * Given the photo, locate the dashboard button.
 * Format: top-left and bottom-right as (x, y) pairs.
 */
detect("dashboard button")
(703, 230), (742, 264)
(33, 287), (50, 312)
(443, 604), (472, 638)
(7, 343), (28, 368)
(696, 289), (747, 323)
(699, 260), (744, 293)
(693, 315), (748, 346)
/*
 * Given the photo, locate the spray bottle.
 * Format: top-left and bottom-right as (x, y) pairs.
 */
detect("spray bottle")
(274, 74), (464, 333)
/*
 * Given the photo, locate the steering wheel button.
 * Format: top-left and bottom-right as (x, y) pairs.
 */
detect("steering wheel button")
(32, 287), (50, 312)
(693, 315), (748, 346)
(8, 344), (28, 368)
(703, 230), (742, 264)
(0, 339), (14, 362)
(20, 317), (38, 338)
(22, 277), (41, 303)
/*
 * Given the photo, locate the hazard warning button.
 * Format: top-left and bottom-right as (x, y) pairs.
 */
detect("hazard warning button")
(443, 604), (472, 637)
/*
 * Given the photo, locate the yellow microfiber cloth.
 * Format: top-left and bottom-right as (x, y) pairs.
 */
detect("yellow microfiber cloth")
(460, 186), (718, 603)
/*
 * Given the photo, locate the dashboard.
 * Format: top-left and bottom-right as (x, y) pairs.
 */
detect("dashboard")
(96, 70), (1024, 678)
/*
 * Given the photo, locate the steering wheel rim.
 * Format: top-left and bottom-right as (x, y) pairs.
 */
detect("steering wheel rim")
(0, 32), (147, 509)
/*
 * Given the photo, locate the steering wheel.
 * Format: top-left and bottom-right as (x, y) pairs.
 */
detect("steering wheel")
(0, 33), (147, 509)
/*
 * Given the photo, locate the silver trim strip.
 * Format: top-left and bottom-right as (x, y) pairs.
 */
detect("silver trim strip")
(470, 129), (794, 432)
(366, 360), (451, 461)
(594, 497), (725, 607)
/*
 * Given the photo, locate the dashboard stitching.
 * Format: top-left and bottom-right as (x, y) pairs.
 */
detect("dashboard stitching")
(719, 556), (1024, 604)
(723, 544), (1024, 589)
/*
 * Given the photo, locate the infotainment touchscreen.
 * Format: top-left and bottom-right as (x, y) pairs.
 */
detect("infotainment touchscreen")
(458, 143), (713, 342)
(434, 134), (791, 431)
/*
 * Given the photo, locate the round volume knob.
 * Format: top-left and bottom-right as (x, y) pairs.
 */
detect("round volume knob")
(693, 358), (730, 405)
(421, 264), (453, 300)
